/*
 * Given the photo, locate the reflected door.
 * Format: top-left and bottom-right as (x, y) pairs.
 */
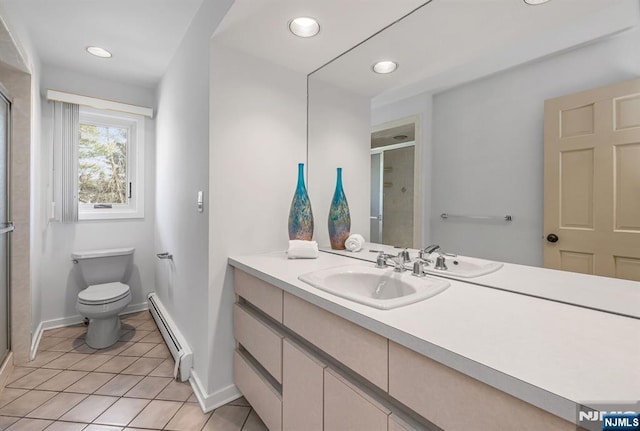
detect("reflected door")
(370, 153), (383, 243)
(544, 77), (640, 280)
(0, 92), (10, 362)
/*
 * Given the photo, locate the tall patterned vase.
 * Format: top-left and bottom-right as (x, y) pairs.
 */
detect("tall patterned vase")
(288, 163), (314, 240)
(328, 167), (351, 250)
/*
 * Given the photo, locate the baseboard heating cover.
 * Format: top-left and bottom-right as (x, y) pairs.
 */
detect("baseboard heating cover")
(147, 292), (193, 382)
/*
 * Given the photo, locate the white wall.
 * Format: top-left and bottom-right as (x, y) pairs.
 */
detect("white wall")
(37, 64), (156, 326)
(154, 0), (232, 407)
(372, 92), (433, 246)
(209, 42), (306, 402)
(431, 27), (640, 266)
(308, 78), (371, 247)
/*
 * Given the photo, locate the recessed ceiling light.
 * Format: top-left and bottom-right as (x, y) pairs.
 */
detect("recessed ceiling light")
(86, 46), (112, 58)
(372, 61), (398, 74)
(524, 0), (550, 4)
(289, 17), (320, 38)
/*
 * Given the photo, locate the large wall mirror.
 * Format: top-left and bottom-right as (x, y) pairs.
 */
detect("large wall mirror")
(307, 0), (640, 271)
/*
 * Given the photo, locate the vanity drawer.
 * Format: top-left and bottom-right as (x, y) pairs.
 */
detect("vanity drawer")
(388, 342), (574, 431)
(324, 367), (390, 431)
(283, 292), (388, 390)
(234, 269), (283, 323)
(234, 303), (283, 383)
(234, 349), (282, 431)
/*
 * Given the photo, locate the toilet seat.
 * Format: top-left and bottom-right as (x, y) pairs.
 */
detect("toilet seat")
(78, 282), (130, 305)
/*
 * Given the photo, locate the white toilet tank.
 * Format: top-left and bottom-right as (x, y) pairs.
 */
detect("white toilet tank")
(71, 247), (135, 286)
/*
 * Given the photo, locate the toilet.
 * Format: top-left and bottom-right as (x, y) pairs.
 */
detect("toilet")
(72, 247), (134, 349)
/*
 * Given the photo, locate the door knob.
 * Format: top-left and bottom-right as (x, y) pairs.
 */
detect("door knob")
(546, 233), (559, 243)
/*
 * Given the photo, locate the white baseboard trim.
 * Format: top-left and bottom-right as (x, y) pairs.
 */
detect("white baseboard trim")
(189, 370), (241, 413)
(30, 302), (149, 360)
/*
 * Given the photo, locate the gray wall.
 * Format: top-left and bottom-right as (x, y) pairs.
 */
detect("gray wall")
(431, 28), (640, 265)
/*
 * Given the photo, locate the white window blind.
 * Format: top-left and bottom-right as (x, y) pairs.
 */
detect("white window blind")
(53, 101), (79, 223)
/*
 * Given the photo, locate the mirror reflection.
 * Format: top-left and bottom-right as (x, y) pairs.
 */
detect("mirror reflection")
(307, 0), (640, 281)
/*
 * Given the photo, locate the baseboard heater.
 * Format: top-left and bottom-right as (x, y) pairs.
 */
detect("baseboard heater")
(147, 293), (193, 382)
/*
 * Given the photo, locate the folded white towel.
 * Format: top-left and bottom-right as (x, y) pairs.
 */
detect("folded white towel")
(287, 240), (319, 259)
(345, 234), (365, 252)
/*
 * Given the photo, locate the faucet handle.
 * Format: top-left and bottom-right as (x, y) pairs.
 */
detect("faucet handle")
(398, 248), (411, 263)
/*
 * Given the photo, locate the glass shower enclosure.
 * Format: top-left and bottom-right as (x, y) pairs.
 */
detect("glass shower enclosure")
(0, 91), (11, 363)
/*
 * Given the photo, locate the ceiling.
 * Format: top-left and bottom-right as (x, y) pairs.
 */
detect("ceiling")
(309, 0), (640, 105)
(0, 0), (431, 89)
(0, 0), (205, 87)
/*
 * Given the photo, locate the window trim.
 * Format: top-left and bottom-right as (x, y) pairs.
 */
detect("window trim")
(78, 106), (145, 220)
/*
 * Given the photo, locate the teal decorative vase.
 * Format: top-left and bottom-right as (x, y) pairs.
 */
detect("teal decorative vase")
(328, 167), (351, 250)
(288, 163), (314, 240)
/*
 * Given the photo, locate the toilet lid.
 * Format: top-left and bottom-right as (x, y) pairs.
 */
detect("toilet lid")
(78, 282), (130, 305)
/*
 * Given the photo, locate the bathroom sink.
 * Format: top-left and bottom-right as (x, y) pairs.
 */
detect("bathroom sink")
(298, 264), (450, 310)
(425, 255), (503, 278)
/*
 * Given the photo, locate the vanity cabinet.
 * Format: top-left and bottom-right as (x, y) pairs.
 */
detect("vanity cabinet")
(282, 338), (325, 431)
(232, 268), (574, 431)
(324, 367), (390, 431)
(283, 291), (388, 390)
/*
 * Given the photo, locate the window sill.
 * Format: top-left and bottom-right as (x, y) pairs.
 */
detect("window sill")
(79, 209), (144, 221)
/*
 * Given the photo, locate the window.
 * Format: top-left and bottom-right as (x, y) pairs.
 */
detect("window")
(78, 107), (145, 220)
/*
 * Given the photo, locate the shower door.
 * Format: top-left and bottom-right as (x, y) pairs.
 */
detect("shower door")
(0, 92), (11, 363)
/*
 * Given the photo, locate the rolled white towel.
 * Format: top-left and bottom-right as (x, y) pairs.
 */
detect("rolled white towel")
(345, 234), (365, 252)
(287, 240), (319, 259)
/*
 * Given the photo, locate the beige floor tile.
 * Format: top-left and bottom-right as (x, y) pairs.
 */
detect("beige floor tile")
(68, 343), (97, 354)
(95, 356), (137, 374)
(119, 331), (151, 343)
(138, 332), (163, 344)
(7, 369), (62, 389)
(186, 393), (198, 403)
(136, 322), (157, 331)
(127, 400), (181, 429)
(94, 375), (143, 397)
(227, 396), (250, 407)
(118, 343), (154, 357)
(35, 371), (88, 392)
(165, 402), (210, 431)
(98, 342), (133, 356)
(39, 338), (82, 353)
(6, 367), (35, 383)
(36, 338), (71, 353)
(63, 372), (115, 394)
(67, 355), (112, 372)
(25, 392), (87, 420)
(202, 405), (250, 431)
(42, 353), (89, 370)
(93, 397), (150, 427)
(5, 418), (52, 431)
(148, 359), (174, 378)
(124, 376), (171, 399)
(43, 422), (88, 431)
(120, 358), (164, 376)
(0, 388), (28, 409)
(242, 410), (268, 431)
(155, 380), (193, 402)
(142, 344), (170, 359)
(83, 425), (123, 431)
(46, 326), (86, 339)
(59, 395), (117, 423)
(0, 390), (57, 417)
(26, 352), (65, 368)
(0, 416), (18, 430)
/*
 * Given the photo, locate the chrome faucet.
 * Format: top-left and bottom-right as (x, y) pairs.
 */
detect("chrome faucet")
(420, 244), (440, 259)
(376, 252), (405, 272)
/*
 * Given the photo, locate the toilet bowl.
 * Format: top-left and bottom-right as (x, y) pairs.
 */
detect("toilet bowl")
(72, 248), (135, 349)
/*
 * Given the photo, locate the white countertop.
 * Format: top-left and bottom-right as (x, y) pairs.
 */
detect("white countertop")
(229, 250), (640, 424)
(321, 243), (640, 319)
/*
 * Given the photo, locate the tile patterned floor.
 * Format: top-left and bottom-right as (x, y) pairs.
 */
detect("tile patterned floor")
(0, 311), (267, 431)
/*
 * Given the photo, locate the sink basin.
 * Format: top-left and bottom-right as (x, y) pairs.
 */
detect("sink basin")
(298, 264), (450, 310)
(425, 255), (503, 278)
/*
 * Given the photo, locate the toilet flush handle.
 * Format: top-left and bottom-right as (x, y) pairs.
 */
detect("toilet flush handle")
(157, 252), (173, 260)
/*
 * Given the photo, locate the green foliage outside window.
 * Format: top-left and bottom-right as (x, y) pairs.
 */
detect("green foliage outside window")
(79, 123), (128, 204)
